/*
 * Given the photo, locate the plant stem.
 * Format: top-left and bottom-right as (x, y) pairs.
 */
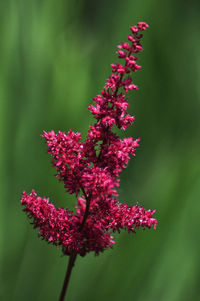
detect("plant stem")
(78, 196), (90, 232)
(59, 251), (77, 301)
(58, 187), (90, 301)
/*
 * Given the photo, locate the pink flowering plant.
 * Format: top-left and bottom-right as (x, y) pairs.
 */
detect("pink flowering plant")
(21, 22), (157, 301)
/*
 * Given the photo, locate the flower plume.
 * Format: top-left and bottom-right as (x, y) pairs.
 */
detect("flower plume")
(21, 22), (157, 256)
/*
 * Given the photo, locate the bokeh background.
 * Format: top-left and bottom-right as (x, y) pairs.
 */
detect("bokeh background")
(0, 0), (200, 300)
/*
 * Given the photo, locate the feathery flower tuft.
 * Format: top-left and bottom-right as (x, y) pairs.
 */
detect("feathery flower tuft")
(21, 22), (157, 257)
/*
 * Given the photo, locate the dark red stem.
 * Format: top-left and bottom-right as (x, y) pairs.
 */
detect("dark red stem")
(58, 187), (91, 301)
(59, 251), (77, 301)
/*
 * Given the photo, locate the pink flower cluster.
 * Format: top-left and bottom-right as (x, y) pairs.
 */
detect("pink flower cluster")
(21, 22), (157, 257)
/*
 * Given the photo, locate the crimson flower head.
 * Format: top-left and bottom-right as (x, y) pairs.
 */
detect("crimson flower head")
(21, 22), (157, 257)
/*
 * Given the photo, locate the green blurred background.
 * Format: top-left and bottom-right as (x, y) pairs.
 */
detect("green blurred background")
(0, 0), (200, 300)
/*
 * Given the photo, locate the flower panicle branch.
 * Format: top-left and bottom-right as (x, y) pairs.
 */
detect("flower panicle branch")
(21, 22), (157, 258)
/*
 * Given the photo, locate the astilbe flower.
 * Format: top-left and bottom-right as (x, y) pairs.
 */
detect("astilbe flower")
(21, 23), (157, 297)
